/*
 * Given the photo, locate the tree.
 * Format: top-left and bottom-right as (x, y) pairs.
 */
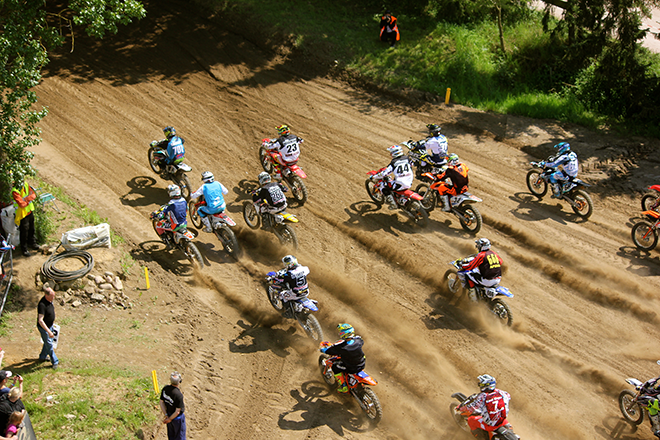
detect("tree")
(0, 0), (145, 203)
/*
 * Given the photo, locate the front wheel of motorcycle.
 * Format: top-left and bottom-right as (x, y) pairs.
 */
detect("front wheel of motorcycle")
(274, 224), (298, 249)
(175, 174), (192, 201)
(449, 402), (470, 432)
(148, 148), (163, 174)
(490, 298), (513, 327)
(296, 313), (323, 341)
(457, 206), (482, 234)
(216, 225), (241, 258)
(242, 201), (261, 230)
(359, 388), (383, 425)
(318, 355), (337, 388)
(414, 184), (436, 212)
(188, 200), (203, 229)
(266, 285), (284, 312)
(526, 170), (547, 198)
(631, 221), (659, 251)
(570, 190), (593, 219)
(365, 179), (384, 207)
(185, 242), (204, 269)
(642, 194), (660, 212)
(619, 389), (644, 425)
(443, 268), (462, 296)
(259, 145), (274, 174)
(408, 201), (429, 228)
(289, 176), (308, 205)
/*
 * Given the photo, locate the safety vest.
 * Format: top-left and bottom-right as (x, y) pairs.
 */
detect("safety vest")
(12, 182), (35, 225)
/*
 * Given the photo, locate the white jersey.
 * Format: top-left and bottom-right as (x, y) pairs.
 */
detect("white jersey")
(380, 156), (413, 189)
(547, 151), (579, 177)
(425, 135), (448, 158)
(268, 135), (301, 163)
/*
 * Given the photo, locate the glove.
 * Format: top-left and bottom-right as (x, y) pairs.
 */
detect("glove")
(150, 140), (157, 147)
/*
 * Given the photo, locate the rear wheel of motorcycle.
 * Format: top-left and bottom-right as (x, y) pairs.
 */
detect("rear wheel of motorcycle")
(175, 174), (192, 201)
(457, 206), (482, 234)
(259, 145), (274, 173)
(490, 298), (513, 327)
(297, 313), (323, 341)
(571, 190), (593, 219)
(185, 242), (204, 269)
(642, 194), (660, 211)
(274, 225), (298, 249)
(408, 201), (429, 228)
(318, 355), (337, 388)
(365, 179), (384, 206)
(449, 402), (470, 432)
(631, 221), (658, 251)
(360, 388), (383, 424)
(414, 184), (436, 212)
(289, 176), (308, 205)
(526, 170), (547, 198)
(188, 200), (203, 229)
(444, 269), (462, 295)
(242, 201), (261, 230)
(266, 285), (284, 312)
(619, 389), (644, 425)
(148, 148), (163, 174)
(216, 225), (241, 258)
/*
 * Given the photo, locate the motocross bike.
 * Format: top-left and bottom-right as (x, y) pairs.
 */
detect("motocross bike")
(148, 142), (193, 200)
(188, 198), (240, 258)
(365, 168), (429, 228)
(319, 342), (383, 424)
(641, 185), (660, 211)
(450, 392), (520, 440)
(401, 140), (444, 182)
(242, 196), (299, 249)
(618, 361), (660, 431)
(265, 272), (323, 341)
(415, 172), (483, 233)
(150, 209), (204, 269)
(259, 139), (308, 204)
(631, 210), (660, 251)
(526, 160), (593, 219)
(444, 258), (514, 327)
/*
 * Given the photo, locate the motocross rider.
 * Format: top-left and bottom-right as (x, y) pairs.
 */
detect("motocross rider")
(320, 324), (367, 394)
(638, 375), (660, 438)
(460, 374), (512, 439)
(433, 153), (469, 212)
(373, 145), (414, 210)
(457, 238), (503, 302)
(265, 124), (303, 179)
(151, 126), (185, 173)
(253, 172), (288, 219)
(421, 123), (449, 170)
(271, 255), (311, 315)
(542, 142), (579, 198)
(190, 171), (229, 233)
(153, 184), (188, 249)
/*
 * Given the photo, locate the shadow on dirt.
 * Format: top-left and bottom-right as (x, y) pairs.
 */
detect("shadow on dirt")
(343, 201), (424, 236)
(229, 319), (300, 358)
(507, 192), (591, 224)
(135, 240), (197, 276)
(616, 246), (660, 277)
(120, 176), (164, 208)
(278, 384), (375, 435)
(595, 416), (643, 439)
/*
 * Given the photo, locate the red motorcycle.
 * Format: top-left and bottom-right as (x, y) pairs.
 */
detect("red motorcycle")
(365, 168), (429, 228)
(318, 342), (382, 424)
(259, 139), (308, 204)
(641, 185), (660, 211)
(188, 198), (240, 258)
(631, 209), (660, 251)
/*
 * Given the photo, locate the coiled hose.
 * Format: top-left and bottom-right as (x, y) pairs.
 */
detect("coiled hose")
(41, 247), (95, 283)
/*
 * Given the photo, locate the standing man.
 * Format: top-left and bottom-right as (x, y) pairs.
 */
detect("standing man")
(379, 10), (400, 48)
(37, 287), (59, 369)
(11, 178), (39, 257)
(160, 371), (186, 440)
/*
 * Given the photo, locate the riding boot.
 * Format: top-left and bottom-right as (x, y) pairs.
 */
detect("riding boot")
(335, 372), (348, 393)
(551, 184), (561, 198)
(201, 216), (213, 233)
(468, 288), (478, 302)
(441, 195), (452, 212)
(161, 234), (173, 250)
(385, 194), (397, 210)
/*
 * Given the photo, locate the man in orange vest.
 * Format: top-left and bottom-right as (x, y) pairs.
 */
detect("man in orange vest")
(380, 10), (400, 48)
(11, 178), (38, 257)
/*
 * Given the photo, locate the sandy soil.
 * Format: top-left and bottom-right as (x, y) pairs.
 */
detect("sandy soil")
(6, 0), (660, 438)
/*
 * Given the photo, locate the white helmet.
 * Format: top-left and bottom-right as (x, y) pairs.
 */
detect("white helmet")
(475, 238), (491, 252)
(202, 171), (214, 183)
(388, 145), (404, 159)
(167, 184), (181, 198)
(282, 255), (298, 270)
(258, 172), (271, 185)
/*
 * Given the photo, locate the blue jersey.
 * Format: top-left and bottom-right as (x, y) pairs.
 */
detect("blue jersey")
(166, 136), (185, 164)
(202, 182), (227, 213)
(162, 198), (188, 229)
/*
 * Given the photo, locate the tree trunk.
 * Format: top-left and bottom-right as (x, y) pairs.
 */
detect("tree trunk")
(497, 5), (506, 52)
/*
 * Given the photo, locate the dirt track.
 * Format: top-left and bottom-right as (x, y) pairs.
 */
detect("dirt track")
(26, 0), (660, 438)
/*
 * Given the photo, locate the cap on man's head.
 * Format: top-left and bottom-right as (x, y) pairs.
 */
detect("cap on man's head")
(0, 371), (12, 381)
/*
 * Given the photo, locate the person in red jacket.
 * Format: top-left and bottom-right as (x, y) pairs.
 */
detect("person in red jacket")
(11, 178), (39, 257)
(458, 238), (503, 301)
(379, 10), (400, 48)
(459, 374), (513, 439)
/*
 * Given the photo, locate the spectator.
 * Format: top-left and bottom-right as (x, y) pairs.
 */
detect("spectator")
(379, 10), (400, 48)
(11, 178), (39, 258)
(0, 371), (13, 397)
(160, 371), (186, 440)
(37, 287), (59, 369)
(4, 410), (24, 438)
(0, 387), (24, 436)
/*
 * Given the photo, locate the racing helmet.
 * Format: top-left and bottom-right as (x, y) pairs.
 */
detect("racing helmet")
(163, 126), (176, 139)
(477, 374), (496, 392)
(258, 172), (271, 185)
(282, 255), (298, 270)
(337, 323), (355, 339)
(388, 145), (404, 159)
(475, 237), (491, 252)
(426, 123), (441, 136)
(202, 171), (214, 183)
(448, 153), (460, 166)
(554, 142), (571, 155)
(277, 124), (290, 136)
(167, 184), (182, 198)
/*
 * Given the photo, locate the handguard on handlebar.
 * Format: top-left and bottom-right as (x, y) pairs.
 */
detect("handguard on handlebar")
(319, 341), (333, 350)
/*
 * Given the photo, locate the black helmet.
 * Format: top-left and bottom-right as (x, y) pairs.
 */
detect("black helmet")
(163, 126), (176, 139)
(426, 123), (441, 136)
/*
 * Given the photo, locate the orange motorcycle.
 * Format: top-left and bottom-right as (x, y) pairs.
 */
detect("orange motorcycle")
(631, 210), (660, 251)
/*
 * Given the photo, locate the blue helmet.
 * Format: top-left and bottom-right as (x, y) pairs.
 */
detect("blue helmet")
(337, 323), (355, 339)
(554, 142), (570, 155)
(477, 374), (496, 392)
